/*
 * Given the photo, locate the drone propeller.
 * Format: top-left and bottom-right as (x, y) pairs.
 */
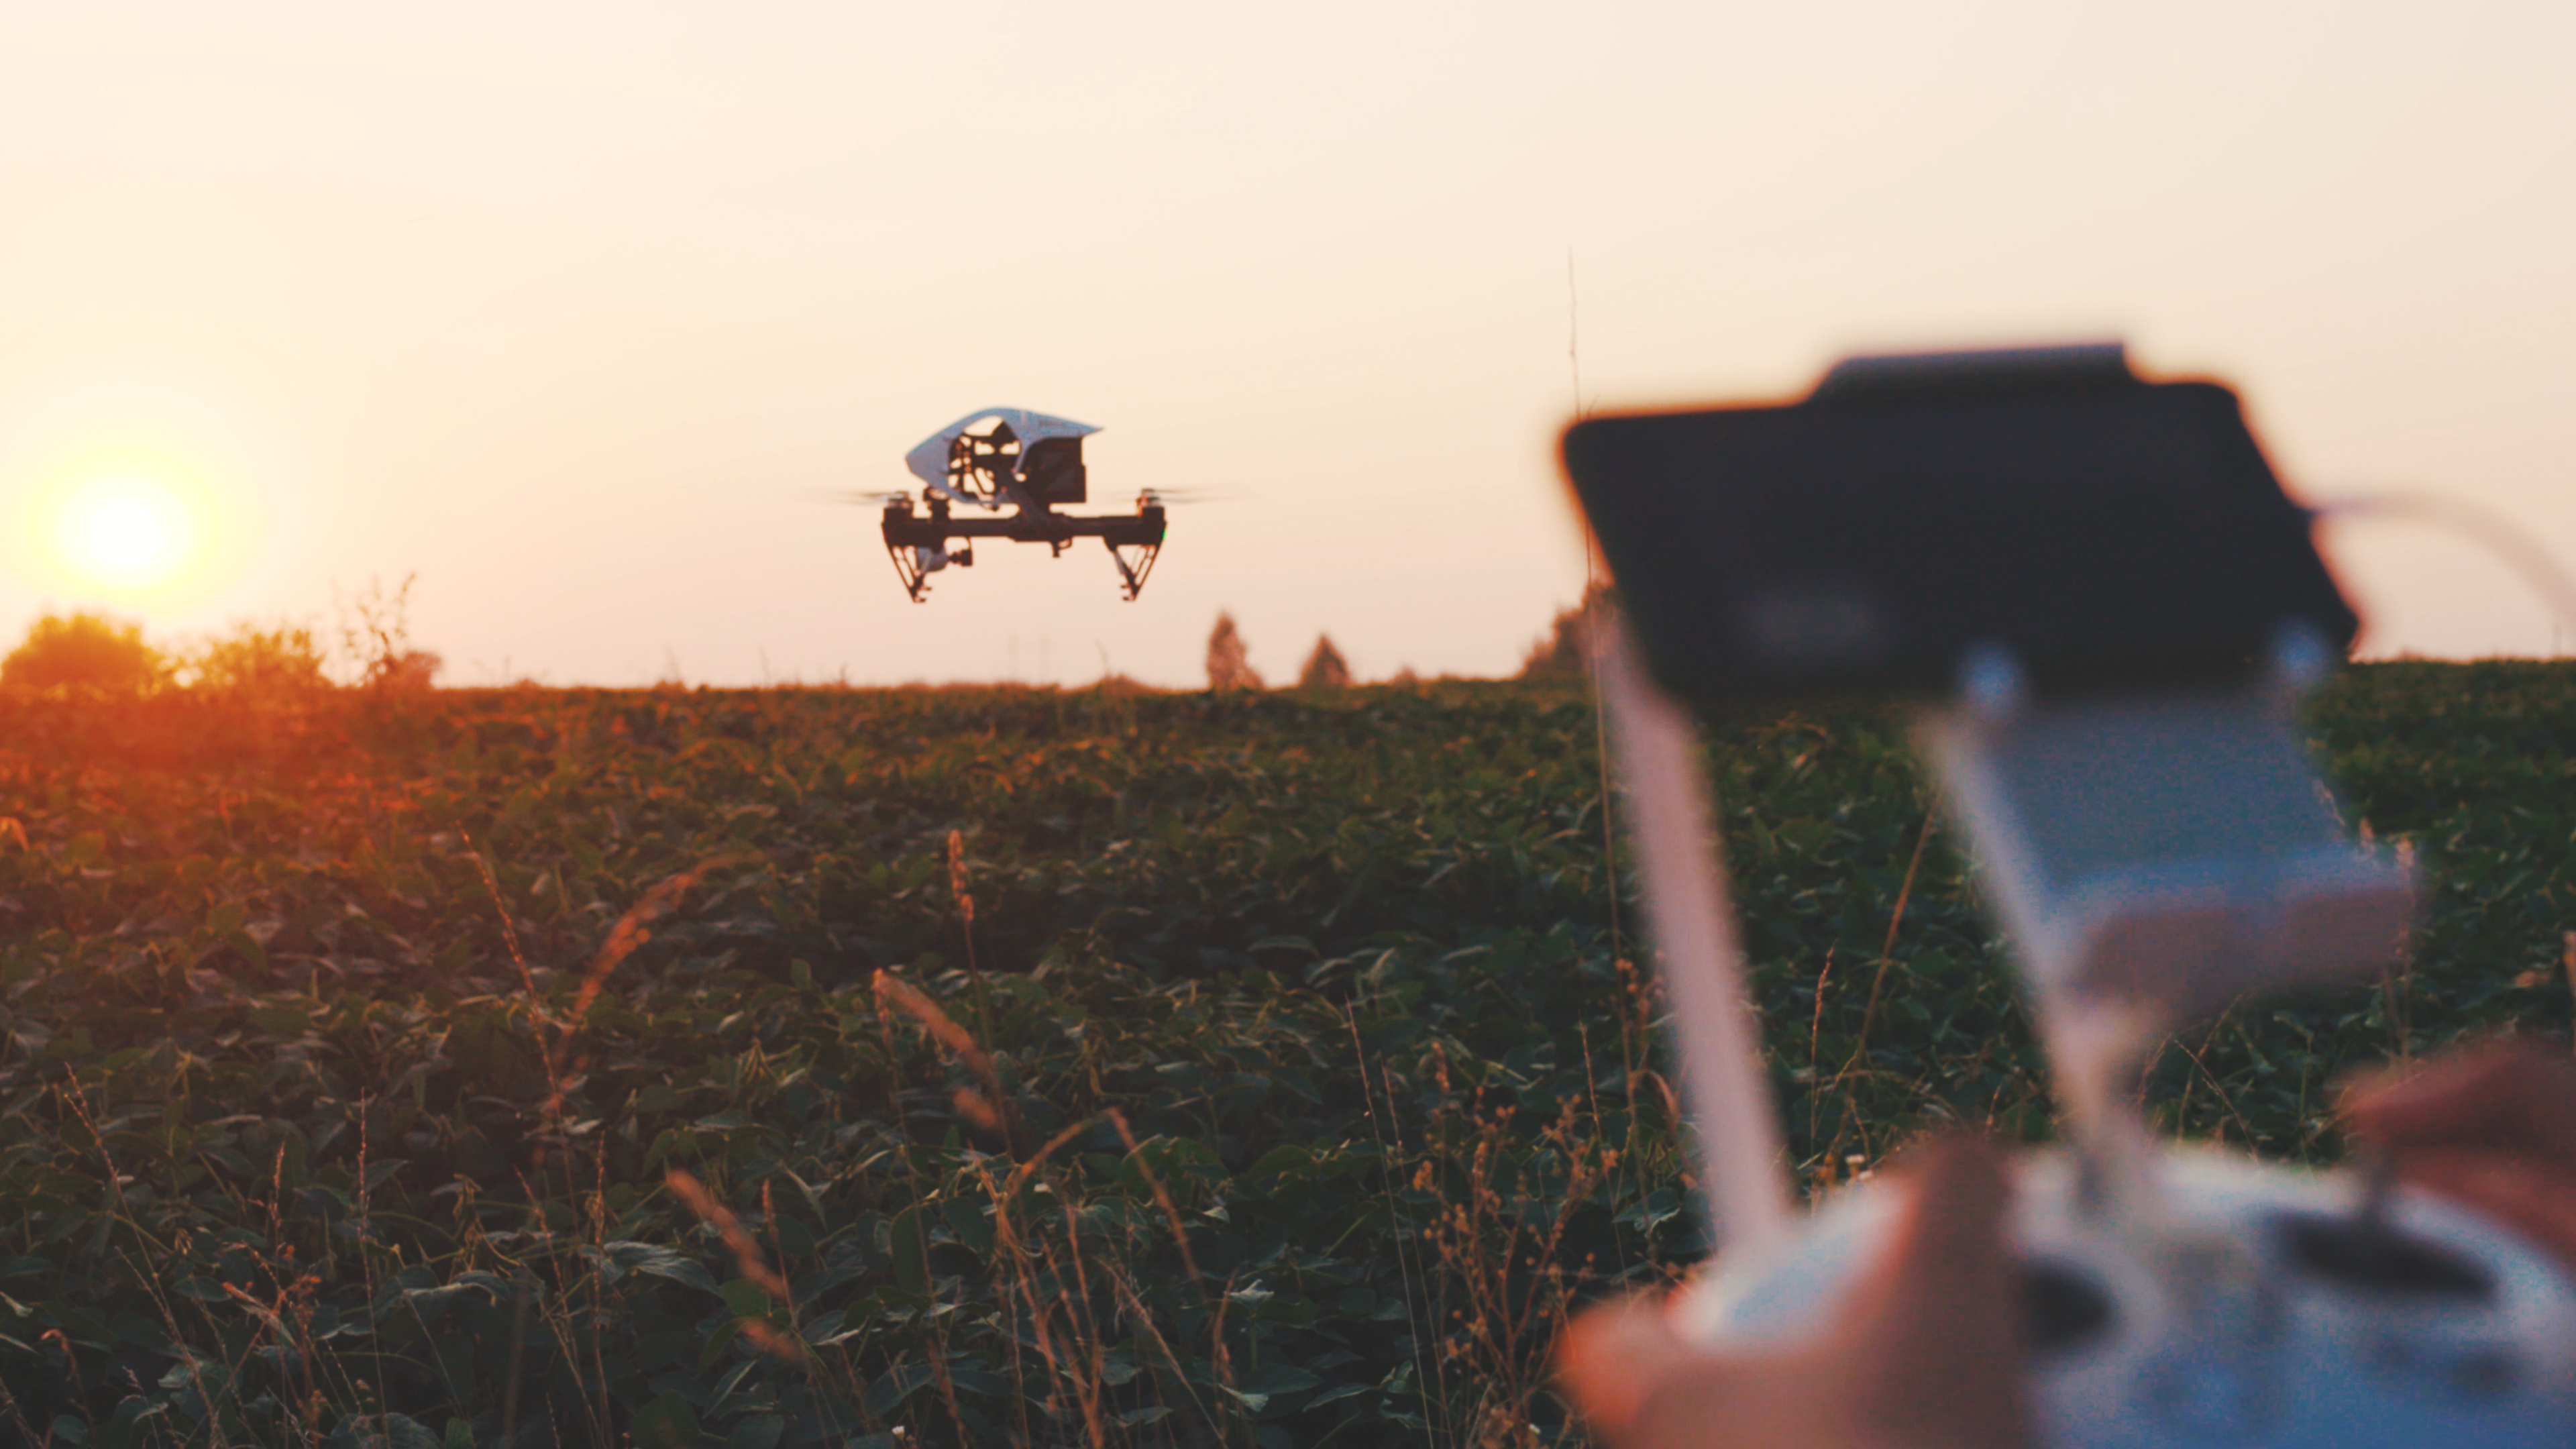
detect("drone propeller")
(1136, 488), (1224, 506)
(810, 488), (914, 506)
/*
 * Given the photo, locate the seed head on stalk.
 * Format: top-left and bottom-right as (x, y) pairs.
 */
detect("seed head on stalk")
(947, 828), (975, 928)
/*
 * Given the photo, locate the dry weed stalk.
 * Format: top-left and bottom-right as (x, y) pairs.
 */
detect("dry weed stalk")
(873, 968), (1020, 1148)
(669, 1163), (898, 1438)
(1104, 1109), (1205, 1287)
(1419, 1093), (1621, 1449)
(966, 1148), (1108, 1449)
(559, 854), (751, 1047)
(872, 971), (997, 1087)
(946, 829), (976, 930)
(460, 829), (543, 1010)
(665, 1169), (790, 1301)
(945, 827), (1007, 1065)
(736, 1320), (810, 1366)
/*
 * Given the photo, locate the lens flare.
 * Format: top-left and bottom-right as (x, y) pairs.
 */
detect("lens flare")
(50, 474), (202, 593)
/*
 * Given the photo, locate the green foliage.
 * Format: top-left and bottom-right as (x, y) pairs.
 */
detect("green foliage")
(0, 666), (2563, 1446)
(1, 611), (168, 692)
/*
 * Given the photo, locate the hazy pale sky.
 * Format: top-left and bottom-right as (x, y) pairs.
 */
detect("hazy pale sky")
(4, 1), (2573, 686)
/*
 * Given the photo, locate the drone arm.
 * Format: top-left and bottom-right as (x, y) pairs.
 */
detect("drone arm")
(878, 497), (1167, 598)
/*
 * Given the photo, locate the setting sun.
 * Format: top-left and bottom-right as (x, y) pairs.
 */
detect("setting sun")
(46, 472), (205, 596)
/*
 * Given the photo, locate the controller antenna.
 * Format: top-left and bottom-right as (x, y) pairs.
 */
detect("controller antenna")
(1597, 621), (1794, 1256)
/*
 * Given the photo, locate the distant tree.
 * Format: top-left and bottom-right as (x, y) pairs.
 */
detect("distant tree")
(1519, 582), (1614, 679)
(186, 621), (329, 696)
(1205, 611), (1263, 691)
(1, 612), (167, 692)
(1296, 634), (1352, 689)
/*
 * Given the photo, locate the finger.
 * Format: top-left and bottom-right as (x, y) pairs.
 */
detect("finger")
(1585, 1299), (1878, 1449)
(1563, 1136), (2033, 1449)
(1558, 1291), (1707, 1442)
(2342, 1040), (2576, 1163)
(1836, 1133), (2033, 1449)
(2398, 1145), (2576, 1268)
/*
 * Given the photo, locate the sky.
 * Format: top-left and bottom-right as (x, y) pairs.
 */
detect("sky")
(3, 1), (2573, 686)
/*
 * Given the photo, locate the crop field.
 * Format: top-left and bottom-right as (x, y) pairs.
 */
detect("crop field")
(0, 664), (2571, 1449)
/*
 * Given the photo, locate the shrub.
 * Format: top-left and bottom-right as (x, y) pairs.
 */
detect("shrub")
(378, 647), (443, 692)
(1, 610), (166, 692)
(336, 572), (441, 691)
(1519, 582), (1613, 678)
(185, 620), (330, 696)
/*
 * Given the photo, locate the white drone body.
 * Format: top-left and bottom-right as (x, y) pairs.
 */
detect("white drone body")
(873, 409), (1169, 601)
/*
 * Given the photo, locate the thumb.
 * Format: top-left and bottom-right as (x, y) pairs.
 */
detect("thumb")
(1831, 1132), (2032, 1448)
(1559, 1134), (2032, 1449)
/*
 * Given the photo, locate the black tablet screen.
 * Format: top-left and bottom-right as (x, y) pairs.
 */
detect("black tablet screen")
(1560, 364), (2355, 706)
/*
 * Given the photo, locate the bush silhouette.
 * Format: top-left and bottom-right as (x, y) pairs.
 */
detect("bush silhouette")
(336, 573), (440, 692)
(1296, 634), (1352, 688)
(186, 621), (329, 696)
(1519, 582), (1613, 678)
(2, 612), (167, 692)
(377, 649), (443, 692)
(1205, 611), (1263, 691)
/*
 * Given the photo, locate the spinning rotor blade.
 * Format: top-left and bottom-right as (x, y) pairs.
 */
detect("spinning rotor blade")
(809, 488), (914, 506)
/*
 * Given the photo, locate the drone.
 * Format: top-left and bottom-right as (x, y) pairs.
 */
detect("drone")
(864, 409), (1170, 602)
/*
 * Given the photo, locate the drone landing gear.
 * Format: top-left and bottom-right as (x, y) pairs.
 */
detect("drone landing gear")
(877, 492), (1165, 601)
(1106, 535), (1161, 601)
(887, 542), (928, 602)
(885, 542), (971, 602)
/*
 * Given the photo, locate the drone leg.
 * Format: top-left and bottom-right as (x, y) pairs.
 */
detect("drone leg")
(886, 542), (930, 602)
(1104, 537), (1162, 601)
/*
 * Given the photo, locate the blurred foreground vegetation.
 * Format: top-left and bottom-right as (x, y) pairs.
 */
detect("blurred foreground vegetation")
(0, 665), (2568, 1447)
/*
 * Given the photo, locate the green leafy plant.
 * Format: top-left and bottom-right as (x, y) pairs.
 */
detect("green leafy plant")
(0, 665), (2563, 1446)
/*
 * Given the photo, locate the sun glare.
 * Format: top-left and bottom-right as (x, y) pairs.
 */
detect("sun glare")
(51, 474), (203, 593)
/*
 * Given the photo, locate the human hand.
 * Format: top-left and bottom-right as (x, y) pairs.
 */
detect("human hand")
(2339, 1039), (2576, 1267)
(1558, 1042), (2576, 1449)
(1557, 1134), (2032, 1449)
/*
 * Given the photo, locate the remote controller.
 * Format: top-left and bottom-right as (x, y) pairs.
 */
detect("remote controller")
(1674, 1148), (2576, 1446)
(1562, 343), (2576, 1446)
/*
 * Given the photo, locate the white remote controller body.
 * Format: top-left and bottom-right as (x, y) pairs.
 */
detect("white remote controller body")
(1673, 1149), (2576, 1446)
(1575, 344), (2576, 1447)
